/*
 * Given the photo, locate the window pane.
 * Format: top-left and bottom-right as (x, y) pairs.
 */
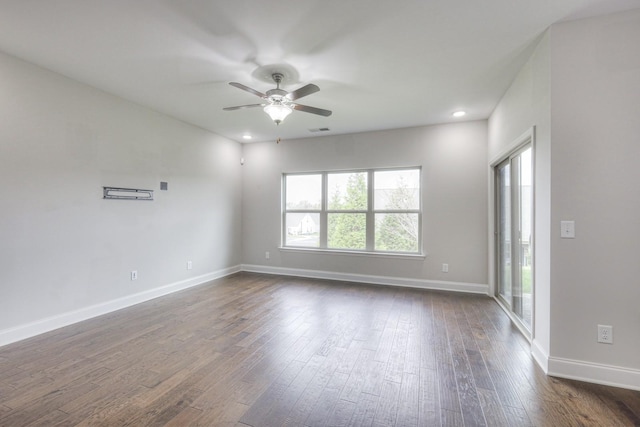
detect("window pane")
(285, 213), (320, 247)
(286, 174), (321, 210)
(374, 169), (420, 210)
(328, 213), (366, 250)
(328, 172), (367, 210)
(375, 213), (419, 252)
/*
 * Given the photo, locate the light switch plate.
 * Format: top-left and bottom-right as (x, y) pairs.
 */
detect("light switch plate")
(560, 220), (575, 238)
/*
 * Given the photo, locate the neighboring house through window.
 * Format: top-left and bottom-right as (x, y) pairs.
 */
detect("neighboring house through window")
(286, 213), (319, 236)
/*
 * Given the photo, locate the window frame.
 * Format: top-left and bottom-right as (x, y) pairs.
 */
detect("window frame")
(282, 167), (422, 255)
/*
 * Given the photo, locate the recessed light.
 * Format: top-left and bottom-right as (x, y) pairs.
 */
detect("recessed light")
(242, 135), (253, 140)
(452, 111), (466, 118)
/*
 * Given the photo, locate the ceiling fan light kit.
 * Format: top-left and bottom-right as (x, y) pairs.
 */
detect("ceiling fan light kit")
(224, 72), (331, 125)
(264, 103), (292, 125)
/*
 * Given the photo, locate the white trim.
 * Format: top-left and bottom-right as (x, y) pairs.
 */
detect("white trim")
(548, 356), (640, 391)
(278, 246), (426, 260)
(489, 126), (535, 167)
(488, 126), (537, 338)
(0, 265), (241, 348)
(493, 296), (531, 341)
(531, 339), (549, 373)
(241, 264), (488, 294)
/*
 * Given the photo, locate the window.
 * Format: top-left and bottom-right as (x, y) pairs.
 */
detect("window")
(284, 174), (321, 248)
(283, 168), (421, 254)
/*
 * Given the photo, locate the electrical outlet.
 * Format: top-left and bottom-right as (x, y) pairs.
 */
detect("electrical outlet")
(560, 220), (575, 238)
(265, 251), (270, 260)
(131, 270), (138, 281)
(187, 261), (193, 270)
(442, 263), (449, 273)
(597, 325), (613, 344)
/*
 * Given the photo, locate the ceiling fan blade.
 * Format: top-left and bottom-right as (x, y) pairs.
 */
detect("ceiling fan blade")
(292, 103), (332, 117)
(286, 84), (320, 100)
(223, 103), (266, 111)
(229, 82), (267, 98)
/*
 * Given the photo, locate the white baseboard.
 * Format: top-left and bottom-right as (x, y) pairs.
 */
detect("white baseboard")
(0, 265), (241, 348)
(518, 319), (640, 391)
(531, 339), (549, 373)
(241, 264), (489, 294)
(548, 356), (640, 391)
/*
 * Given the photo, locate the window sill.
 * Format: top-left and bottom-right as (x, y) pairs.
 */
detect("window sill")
(278, 246), (426, 261)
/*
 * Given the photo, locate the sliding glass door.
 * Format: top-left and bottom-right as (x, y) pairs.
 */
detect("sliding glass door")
(496, 145), (533, 332)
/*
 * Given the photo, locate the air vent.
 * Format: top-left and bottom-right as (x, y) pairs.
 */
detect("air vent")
(309, 127), (330, 133)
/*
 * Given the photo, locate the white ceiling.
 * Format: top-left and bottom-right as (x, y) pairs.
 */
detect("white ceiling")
(0, 0), (637, 143)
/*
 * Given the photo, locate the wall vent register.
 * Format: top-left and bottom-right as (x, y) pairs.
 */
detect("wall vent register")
(103, 187), (153, 201)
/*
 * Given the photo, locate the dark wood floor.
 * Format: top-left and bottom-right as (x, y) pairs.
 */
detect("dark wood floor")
(1, 273), (639, 426)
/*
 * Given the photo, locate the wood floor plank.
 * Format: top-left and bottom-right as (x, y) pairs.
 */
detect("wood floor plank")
(0, 405), (11, 418)
(340, 348), (375, 403)
(545, 377), (637, 426)
(238, 359), (307, 426)
(488, 367), (526, 410)
(66, 386), (149, 426)
(372, 380), (401, 427)
(360, 359), (386, 397)
(418, 367), (440, 425)
(442, 408), (465, 427)
(476, 387), (510, 427)
(304, 380), (345, 426)
(4, 377), (99, 425)
(383, 322), (408, 384)
(24, 409), (70, 427)
(259, 354), (326, 427)
(326, 398), (357, 427)
(162, 406), (203, 426)
(579, 382), (640, 425)
(192, 401), (250, 426)
(466, 348), (494, 392)
(437, 357), (461, 413)
(502, 405), (534, 427)
(396, 372), (420, 427)
(348, 392), (379, 427)
(0, 272), (638, 426)
(282, 346), (348, 426)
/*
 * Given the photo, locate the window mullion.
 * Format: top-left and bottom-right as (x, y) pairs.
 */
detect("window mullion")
(366, 169), (375, 251)
(319, 172), (328, 248)
(282, 175), (288, 247)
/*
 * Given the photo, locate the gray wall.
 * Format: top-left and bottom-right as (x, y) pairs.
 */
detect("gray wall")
(488, 32), (551, 364)
(242, 122), (489, 288)
(0, 51), (243, 340)
(549, 10), (640, 371)
(489, 8), (640, 387)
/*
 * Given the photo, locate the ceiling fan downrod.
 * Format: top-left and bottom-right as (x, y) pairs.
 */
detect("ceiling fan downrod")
(271, 73), (284, 88)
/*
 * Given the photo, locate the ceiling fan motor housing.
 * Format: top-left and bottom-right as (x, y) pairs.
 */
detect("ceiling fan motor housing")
(266, 89), (288, 101)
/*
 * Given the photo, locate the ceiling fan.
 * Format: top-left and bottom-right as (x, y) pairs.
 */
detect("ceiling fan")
(223, 73), (332, 125)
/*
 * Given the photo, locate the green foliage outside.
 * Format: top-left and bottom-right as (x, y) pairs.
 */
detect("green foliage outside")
(502, 264), (532, 294)
(327, 174), (367, 249)
(375, 178), (418, 252)
(522, 265), (532, 294)
(326, 173), (418, 252)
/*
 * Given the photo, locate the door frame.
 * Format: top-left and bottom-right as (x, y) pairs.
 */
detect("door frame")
(489, 127), (536, 341)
